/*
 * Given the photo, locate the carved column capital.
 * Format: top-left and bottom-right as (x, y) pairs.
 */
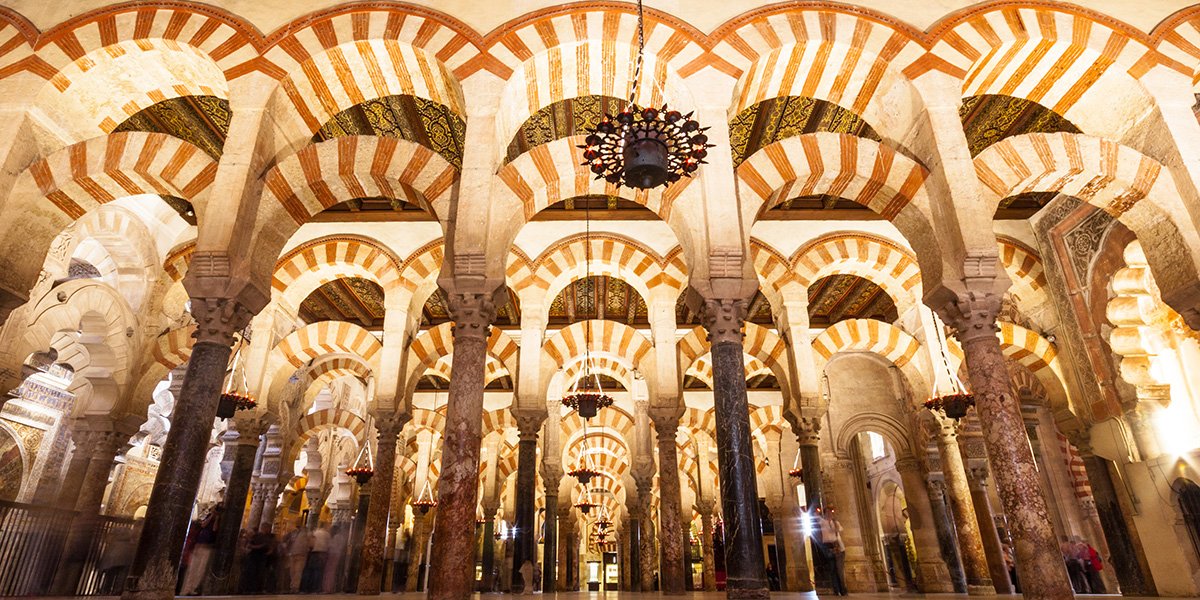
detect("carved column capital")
(892, 455), (922, 474)
(514, 411), (546, 440)
(232, 415), (272, 442)
(541, 462), (564, 486)
(932, 413), (961, 442)
(373, 411), (411, 440)
(936, 290), (1003, 345)
(649, 410), (681, 442)
(190, 296), (255, 346)
(446, 289), (499, 341)
(793, 417), (821, 447)
(698, 296), (749, 345)
(926, 476), (946, 501)
(967, 463), (990, 488)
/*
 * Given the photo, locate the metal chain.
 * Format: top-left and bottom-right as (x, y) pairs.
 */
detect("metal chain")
(628, 0), (645, 108)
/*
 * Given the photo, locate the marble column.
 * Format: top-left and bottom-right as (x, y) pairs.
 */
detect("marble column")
(682, 514), (695, 590)
(541, 467), (561, 593)
(827, 458), (875, 592)
(511, 414), (542, 593)
(560, 508), (577, 591)
(926, 476), (968, 593)
(344, 482), (372, 591)
(357, 414), (408, 594)
(939, 293), (1073, 599)
(968, 463), (1014, 594)
(933, 416), (995, 594)
(893, 457), (955, 593)
(244, 481), (269, 532)
(427, 290), (497, 600)
(699, 505), (718, 591)
(625, 511), (640, 591)
(652, 412), (687, 595)
(478, 516), (496, 591)
(794, 417), (823, 592)
(207, 417), (269, 594)
(53, 425), (130, 594)
(122, 298), (253, 600)
(1079, 449), (1153, 594)
(699, 296), (769, 599)
(55, 434), (93, 509)
(405, 511), (430, 592)
(633, 475), (657, 592)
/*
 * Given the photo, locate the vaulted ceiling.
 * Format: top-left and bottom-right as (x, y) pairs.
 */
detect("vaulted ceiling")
(549, 276), (649, 327)
(729, 96), (882, 167)
(807, 274), (897, 327)
(298, 277), (386, 329)
(113, 95), (230, 161)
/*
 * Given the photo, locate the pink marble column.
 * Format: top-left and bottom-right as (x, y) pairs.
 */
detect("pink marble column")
(633, 471), (657, 592)
(652, 412), (686, 595)
(933, 415), (995, 594)
(938, 292), (1073, 599)
(405, 511), (431, 591)
(122, 297), (255, 600)
(698, 503), (718, 591)
(968, 463), (1015, 594)
(426, 289), (497, 600)
(357, 413), (410, 594)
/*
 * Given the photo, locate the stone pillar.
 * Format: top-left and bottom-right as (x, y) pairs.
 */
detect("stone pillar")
(698, 296), (769, 599)
(651, 411), (686, 595)
(933, 416), (995, 594)
(306, 488), (325, 529)
(479, 514), (497, 592)
(244, 481), (269, 532)
(405, 511), (430, 592)
(208, 416), (269, 594)
(1079, 449), (1154, 594)
(53, 424), (131, 594)
(55, 434), (93, 509)
(625, 511), (639, 591)
(427, 289), (497, 600)
(938, 292), (1073, 599)
(357, 413), (409, 594)
(511, 413), (543, 592)
(344, 481), (371, 591)
(893, 457), (955, 593)
(633, 473), (657, 592)
(560, 508), (577, 591)
(794, 416), (823, 592)
(699, 504), (718, 591)
(541, 465), (562, 593)
(926, 476), (968, 593)
(122, 297), (254, 600)
(682, 513), (695, 590)
(826, 458), (875, 592)
(968, 463), (1014, 594)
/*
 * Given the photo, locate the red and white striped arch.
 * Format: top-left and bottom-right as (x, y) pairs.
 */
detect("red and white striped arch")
(14, 132), (217, 221)
(163, 241), (194, 283)
(150, 324), (194, 370)
(272, 321), (382, 371)
(680, 407), (716, 435)
(973, 132), (1163, 219)
(561, 406), (636, 446)
(812, 318), (921, 368)
(997, 236), (1050, 310)
(561, 355), (634, 392)
(396, 239), (445, 315)
(496, 137), (692, 221)
(684, 353), (771, 389)
(481, 409), (516, 436)
(677, 323), (789, 383)
(291, 408), (368, 456)
(736, 132), (929, 221)
(930, 7), (1163, 116)
(509, 233), (687, 306)
(405, 324), (520, 395)
(306, 356), (372, 388)
(997, 321), (1064, 385)
(542, 320), (654, 371)
(272, 235), (403, 308)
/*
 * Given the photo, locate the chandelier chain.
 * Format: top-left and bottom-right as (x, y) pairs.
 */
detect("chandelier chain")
(629, 0), (645, 108)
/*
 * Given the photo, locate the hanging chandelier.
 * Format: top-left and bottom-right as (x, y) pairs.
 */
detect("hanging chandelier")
(568, 416), (603, 484)
(560, 186), (614, 420)
(346, 438), (375, 485)
(924, 313), (975, 420)
(217, 328), (256, 419)
(574, 487), (598, 515)
(412, 391), (442, 513)
(579, 0), (711, 189)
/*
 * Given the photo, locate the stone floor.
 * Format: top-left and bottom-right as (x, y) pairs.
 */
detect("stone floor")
(32, 594), (1183, 599)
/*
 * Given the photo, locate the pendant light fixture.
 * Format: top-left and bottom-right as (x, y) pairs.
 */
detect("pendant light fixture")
(412, 390), (442, 514)
(346, 436), (375, 485)
(217, 328), (256, 419)
(924, 313), (975, 420)
(561, 190), (613, 420)
(579, 0), (712, 189)
(568, 419), (602, 485)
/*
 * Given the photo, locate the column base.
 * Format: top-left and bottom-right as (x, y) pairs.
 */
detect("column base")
(845, 557), (877, 593)
(968, 583), (998, 596)
(914, 559), (956, 593)
(726, 588), (771, 600)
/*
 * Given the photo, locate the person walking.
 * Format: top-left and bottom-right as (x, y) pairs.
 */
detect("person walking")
(302, 525), (331, 593)
(180, 508), (220, 595)
(1085, 540), (1106, 594)
(283, 522), (311, 593)
(818, 507), (848, 596)
(242, 525), (277, 594)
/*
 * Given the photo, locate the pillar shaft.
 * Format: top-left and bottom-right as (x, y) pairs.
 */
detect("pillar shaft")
(345, 487), (371, 591)
(653, 415), (686, 595)
(208, 424), (265, 594)
(827, 458), (875, 592)
(627, 514), (640, 591)
(53, 427), (127, 594)
(405, 512), (429, 592)
(894, 458), (955, 593)
(122, 300), (251, 600)
(795, 419), (823, 592)
(927, 477), (968, 593)
(427, 290), (496, 600)
(935, 420), (995, 594)
(511, 427), (539, 591)
(968, 465), (1014, 594)
(357, 415), (408, 594)
(947, 299), (1074, 600)
(700, 510), (717, 591)
(479, 518), (496, 591)
(702, 297), (769, 599)
(55, 445), (91, 509)
(542, 495), (558, 593)
(636, 497), (657, 591)
(1081, 452), (1154, 594)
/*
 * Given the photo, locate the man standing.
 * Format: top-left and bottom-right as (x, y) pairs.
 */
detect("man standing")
(817, 508), (847, 596)
(303, 525), (331, 592)
(284, 522), (311, 593)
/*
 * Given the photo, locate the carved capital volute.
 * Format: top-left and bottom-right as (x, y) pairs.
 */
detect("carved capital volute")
(892, 455), (921, 474)
(926, 475), (946, 500)
(232, 414), (273, 443)
(649, 409), (681, 443)
(445, 287), (501, 341)
(373, 411), (410, 441)
(698, 296), (749, 345)
(514, 410), (546, 440)
(793, 416), (821, 447)
(936, 290), (1002, 345)
(190, 297), (255, 346)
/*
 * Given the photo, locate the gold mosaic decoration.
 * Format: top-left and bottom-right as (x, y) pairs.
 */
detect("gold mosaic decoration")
(504, 95), (628, 165)
(959, 94), (1080, 158)
(729, 96), (882, 168)
(807, 274), (897, 327)
(548, 275), (648, 326)
(298, 277), (386, 329)
(113, 95), (231, 161)
(314, 95), (466, 170)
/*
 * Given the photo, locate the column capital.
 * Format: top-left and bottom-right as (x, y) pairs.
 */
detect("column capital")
(792, 416), (821, 446)
(541, 462), (564, 486)
(444, 285), (503, 340)
(697, 296), (749, 345)
(649, 409), (681, 441)
(373, 411), (411, 439)
(925, 476), (946, 501)
(514, 410), (545, 439)
(933, 288), (1003, 345)
(232, 414), (272, 442)
(967, 463), (990, 488)
(932, 412), (962, 442)
(893, 455), (922, 474)
(189, 296), (257, 346)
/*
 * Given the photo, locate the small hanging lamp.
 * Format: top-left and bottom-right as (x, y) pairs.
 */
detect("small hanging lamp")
(568, 419), (602, 484)
(412, 391), (443, 514)
(217, 328), (256, 419)
(345, 439), (375, 485)
(560, 196), (613, 420)
(924, 313), (975, 420)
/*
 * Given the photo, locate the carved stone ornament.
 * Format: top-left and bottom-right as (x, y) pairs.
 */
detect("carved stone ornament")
(699, 297), (749, 345)
(190, 297), (254, 346)
(447, 291), (498, 340)
(514, 412), (546, 440)
(939, 290), (1003, 345)
(374, 412), (411, 440)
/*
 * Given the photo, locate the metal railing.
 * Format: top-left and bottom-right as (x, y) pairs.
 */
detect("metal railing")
(0, 500), (137, 596)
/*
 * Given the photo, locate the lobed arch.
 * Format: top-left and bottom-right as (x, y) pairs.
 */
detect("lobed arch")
(975, 131), (1200, 324)
(272, 234), (404, 310)
(66, 205), (162, 313)
(508, 233), (687, 309)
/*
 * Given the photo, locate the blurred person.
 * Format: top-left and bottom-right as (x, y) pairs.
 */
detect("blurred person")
(283, 522), (311, 593)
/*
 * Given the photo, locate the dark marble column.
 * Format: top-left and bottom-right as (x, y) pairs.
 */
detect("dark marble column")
(541, 468), (561, 593)
(244, 481), (270, 532)
(926, 476), (968, 593)
(682, 514), (695, 590)
(1080, 448), (1154, 594)
(699, 296), (769, 599)
(939, 293), (1073, 599)
(559, 509), (576, 590)
(511, 414), (542, 592)
(794, 417), (823, 592)
(933, 416), (995, 594)
(479, 517), (496, 591)
(345, 482), (372, 591)
(357, 414), (409, 594)
(122, 297), (253, 600)
(53, 425), (129, 594)
(405, 511), (430, 592)
(967, 464), (1014, 594)
(207, 417), (269, 593)
(894, 457), (955, 593)
(699, 504), (717, 591)
(427, 289), (497, 600)
(55, 434), (93, 509)
(633, 475), (657, 591)
(627, 511), (640, 591)
(651, 412), (686, 595)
